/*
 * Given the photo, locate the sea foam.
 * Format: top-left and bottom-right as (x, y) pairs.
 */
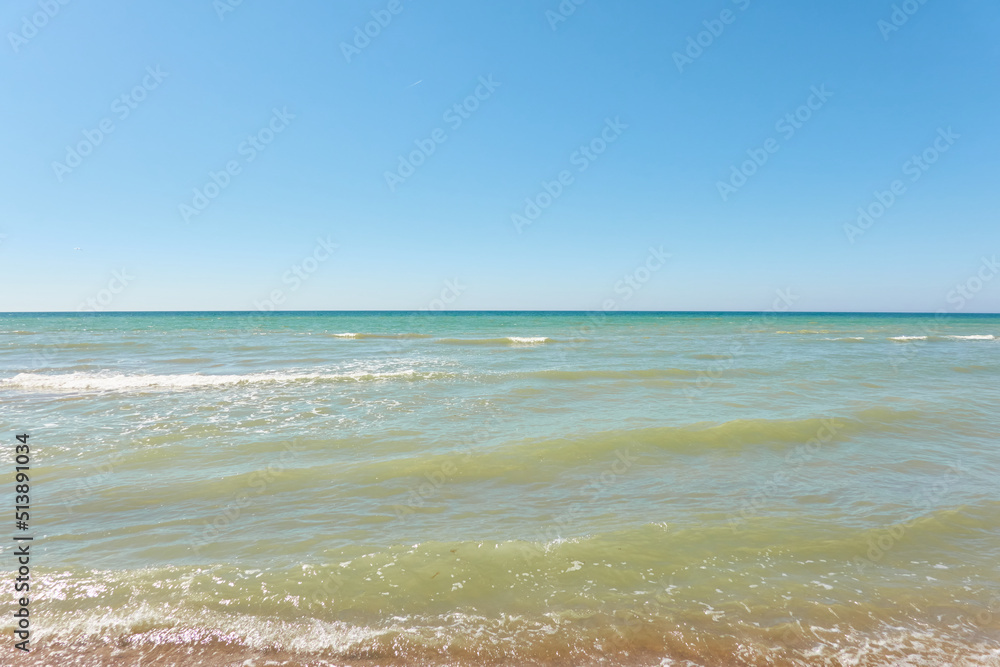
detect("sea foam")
(0, 370), (437, 392)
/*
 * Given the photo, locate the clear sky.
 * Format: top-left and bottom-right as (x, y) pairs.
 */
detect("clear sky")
(1, 0), (998, 312)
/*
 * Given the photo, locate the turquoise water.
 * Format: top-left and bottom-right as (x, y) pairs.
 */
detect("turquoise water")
(1, 312), (999, 665)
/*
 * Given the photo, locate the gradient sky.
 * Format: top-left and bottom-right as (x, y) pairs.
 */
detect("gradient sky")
(1, 0), (998, 312)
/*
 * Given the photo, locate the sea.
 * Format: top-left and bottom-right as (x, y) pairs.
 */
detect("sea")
(1, 311), (998, 666)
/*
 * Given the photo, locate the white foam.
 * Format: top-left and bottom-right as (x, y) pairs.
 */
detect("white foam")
(332, 333), (359, 338)
(507, 337), (549, 344)
(0, 370), (425, 392)
(888, 334), (994, 342)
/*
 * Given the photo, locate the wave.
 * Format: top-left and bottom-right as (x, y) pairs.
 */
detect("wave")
(497, 407), (914, 458)
(328, 332), (432, 339)
(109, 409), (925, 496)
(19, 590), (1000, 667)
(319, 334), (560, 345)
(527, 368), (700, 380)
(326, 334), (561, 346)
(345, 409), (922, 487)
(0, 364), (768, 393)
(890, 334), (995, 342)
(15, 340), (150, 350)
(437, 336), (552, 346)
(0, 370), (454, 392)
(765, 334), (989, 343)
(13, 509), (1000, 666)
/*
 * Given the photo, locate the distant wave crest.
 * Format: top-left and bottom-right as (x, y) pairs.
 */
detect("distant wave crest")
(890, 334), (995, 342)
(0, 370), (449, 392)
(437, 336), (552, 346)
(328, 333), (432, 339)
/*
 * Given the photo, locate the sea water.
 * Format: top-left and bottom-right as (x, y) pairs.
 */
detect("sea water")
(1, 312), (998, 665)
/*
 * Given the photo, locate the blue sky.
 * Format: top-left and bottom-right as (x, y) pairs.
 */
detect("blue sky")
(1, 0), (998, 312)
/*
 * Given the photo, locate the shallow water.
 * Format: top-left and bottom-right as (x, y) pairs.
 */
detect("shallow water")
(1, 312), (999, 665)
